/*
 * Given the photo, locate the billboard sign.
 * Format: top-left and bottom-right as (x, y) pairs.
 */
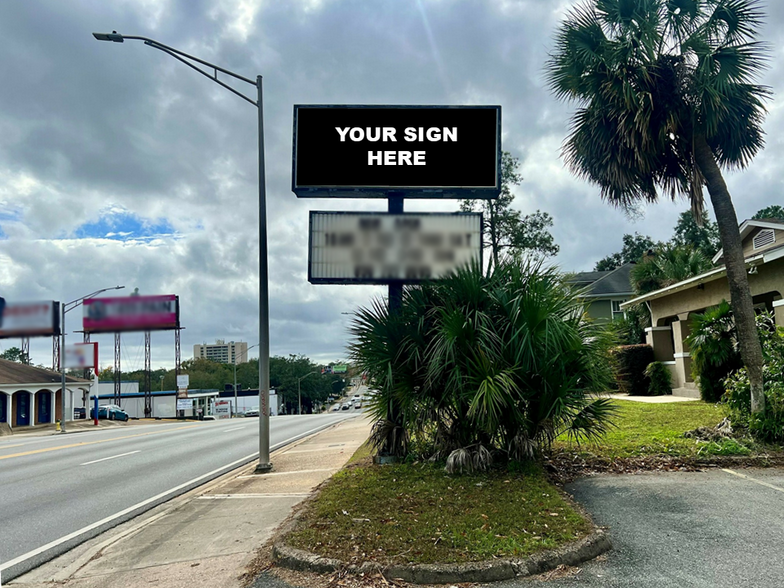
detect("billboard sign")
(293, 105), (501, 198)
(0, 300), (60, 339)
(308, 212), (482, 284)
(64, 342), (98, 370)
(177, 375), (189, 389)
(82, 295), (179, 334)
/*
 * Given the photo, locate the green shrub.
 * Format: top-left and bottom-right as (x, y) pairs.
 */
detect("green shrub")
(643, 361), (672, 396)
(723, 313), (784, 442)
(349, 259), (618, 469)
(687, 301), (742, 402)
(611, 345), (654, 395)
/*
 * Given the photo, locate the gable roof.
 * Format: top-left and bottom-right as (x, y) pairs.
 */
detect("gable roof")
(0, 358), (89, 386)
(712, 218), (784, 264)
(571, 263), (635, 298)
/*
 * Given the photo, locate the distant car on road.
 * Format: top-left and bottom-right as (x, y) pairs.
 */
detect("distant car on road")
(244, 407), (260, 417)
(354, 402), (362, 409)
(90, 404), (130, 421)
(341, 403), (350, 411)
(330, 404), (341, 412)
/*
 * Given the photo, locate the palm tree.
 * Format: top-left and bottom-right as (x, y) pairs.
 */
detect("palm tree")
(630, 245), (713, 295)
(546, 0), (769, 412)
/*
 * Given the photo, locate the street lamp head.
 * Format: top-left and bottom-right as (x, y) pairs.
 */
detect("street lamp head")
(114, 285), (125, 290)
(93, 31), (124, 43)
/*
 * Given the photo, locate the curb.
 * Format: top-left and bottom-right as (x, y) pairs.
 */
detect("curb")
(273, 529), (611, 584)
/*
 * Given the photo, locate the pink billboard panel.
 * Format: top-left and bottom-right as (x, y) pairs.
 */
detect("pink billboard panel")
(82, 295), (179, 333)
(0, 300), (60, 339)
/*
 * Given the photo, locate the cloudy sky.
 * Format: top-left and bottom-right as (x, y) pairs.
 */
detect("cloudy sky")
(1, 0), (783, 370)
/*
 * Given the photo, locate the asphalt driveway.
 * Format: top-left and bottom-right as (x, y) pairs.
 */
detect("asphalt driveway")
(496, 467), (784, 588)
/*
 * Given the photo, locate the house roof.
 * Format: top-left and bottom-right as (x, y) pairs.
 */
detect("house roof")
(569, 263), (635, 298)
(622, 241), (784, 308)
(0, 358), (90, 386)
(712, 218), (784, 264)
(569, 270), (612, 285)
(584, 263), (635, 297)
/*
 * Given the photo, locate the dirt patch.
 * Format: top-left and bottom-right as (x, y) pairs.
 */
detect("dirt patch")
(545, 452), (784, 484)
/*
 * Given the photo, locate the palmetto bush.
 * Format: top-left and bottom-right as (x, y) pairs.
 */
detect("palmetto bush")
(349, 260), (617, 472)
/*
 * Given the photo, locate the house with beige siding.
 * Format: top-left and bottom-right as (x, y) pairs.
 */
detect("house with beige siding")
(621, 219), (784, 397)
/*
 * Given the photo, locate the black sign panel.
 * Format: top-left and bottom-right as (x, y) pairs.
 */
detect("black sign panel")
(293, 105), (501, 198)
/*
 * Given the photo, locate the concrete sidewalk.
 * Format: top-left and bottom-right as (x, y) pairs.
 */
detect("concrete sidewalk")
(10, 416), (371, 588)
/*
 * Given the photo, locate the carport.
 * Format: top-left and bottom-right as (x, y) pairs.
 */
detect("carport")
(0, 358), (90, 429)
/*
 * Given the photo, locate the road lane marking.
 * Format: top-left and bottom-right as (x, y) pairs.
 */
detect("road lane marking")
(0, 417), (347, 580)
(0, 443), (30, 450)
(0, 450), (260, 576)
(81, 450), (141, 466)
(722, 468), (784, 494)
(0, 424), (204, 461)
(222, 426), (247, 433)
(197, 493), (310, 499)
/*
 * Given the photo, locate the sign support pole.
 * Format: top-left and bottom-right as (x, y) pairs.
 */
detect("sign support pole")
(388, 192), (404, 312)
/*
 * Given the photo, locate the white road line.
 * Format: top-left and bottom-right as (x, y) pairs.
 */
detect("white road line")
(0, 419), (344, 577)
(197, 493), (310, 499)
(222, 426), (247, 433)
(81, 451), (140, 466)
(0, 451), (259, 575)
(722, 468), (784, 494)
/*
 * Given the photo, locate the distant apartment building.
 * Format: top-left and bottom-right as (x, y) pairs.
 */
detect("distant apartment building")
(193, 340), (249, 365)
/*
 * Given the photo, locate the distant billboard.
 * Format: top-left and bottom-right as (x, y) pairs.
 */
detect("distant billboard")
(82, 295), (179, 334)
(293, 105), (501, 198)
(0, 299), (60, 339)
(64, 342), (98, 370)
(308, 212), (482, 284)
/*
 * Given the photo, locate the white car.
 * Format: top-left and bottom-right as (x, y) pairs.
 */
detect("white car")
(330, 403), (341, 412)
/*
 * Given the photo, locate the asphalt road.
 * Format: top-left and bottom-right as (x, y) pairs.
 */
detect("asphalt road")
(0, 411), (360, 579)
(494, 468), (784, 588)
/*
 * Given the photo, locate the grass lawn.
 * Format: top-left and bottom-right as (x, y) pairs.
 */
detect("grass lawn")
(555, 399), (750, 459)
(286, 458), (592, 566)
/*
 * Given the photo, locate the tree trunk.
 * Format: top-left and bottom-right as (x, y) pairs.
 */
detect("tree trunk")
(693, 133), (765, 414)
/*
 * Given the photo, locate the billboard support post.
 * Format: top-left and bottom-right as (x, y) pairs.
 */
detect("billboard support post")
(388, 193), (404, 313)
(59, 286), (125, 434)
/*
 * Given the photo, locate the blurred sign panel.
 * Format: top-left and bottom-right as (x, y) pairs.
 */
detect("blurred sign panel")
(64, 342), (98, 369)
(177, 398), (193, 411)
(0, 300), (60, 339)
(82, 295), (179, 334)
(293, 105), (501, 198)
(308, 212), (481, 284)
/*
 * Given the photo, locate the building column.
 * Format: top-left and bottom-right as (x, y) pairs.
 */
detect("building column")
(0, 391), (9, 425)
(645, 326), (675, 362)
(671, 313), (694, 387)
(30, 390), (36, 426)
(774, 300), (784, 328)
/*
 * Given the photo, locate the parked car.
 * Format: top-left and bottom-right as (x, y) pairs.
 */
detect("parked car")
(245, 407), (260, 417)
(90, 404), (130, 421)
(73, 407), (86, 419)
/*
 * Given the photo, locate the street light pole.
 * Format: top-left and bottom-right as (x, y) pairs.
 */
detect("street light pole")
(93, 32), (272, 473)
(60, 286), (124, 433)
(297, 371), (318, 416)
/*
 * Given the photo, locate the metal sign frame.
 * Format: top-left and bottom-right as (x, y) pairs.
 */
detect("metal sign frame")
(307, 211), (483, 285)
(292, 104), (501, 199)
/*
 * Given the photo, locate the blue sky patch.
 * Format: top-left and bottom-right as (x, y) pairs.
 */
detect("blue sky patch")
(75, 211), (177, 241)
